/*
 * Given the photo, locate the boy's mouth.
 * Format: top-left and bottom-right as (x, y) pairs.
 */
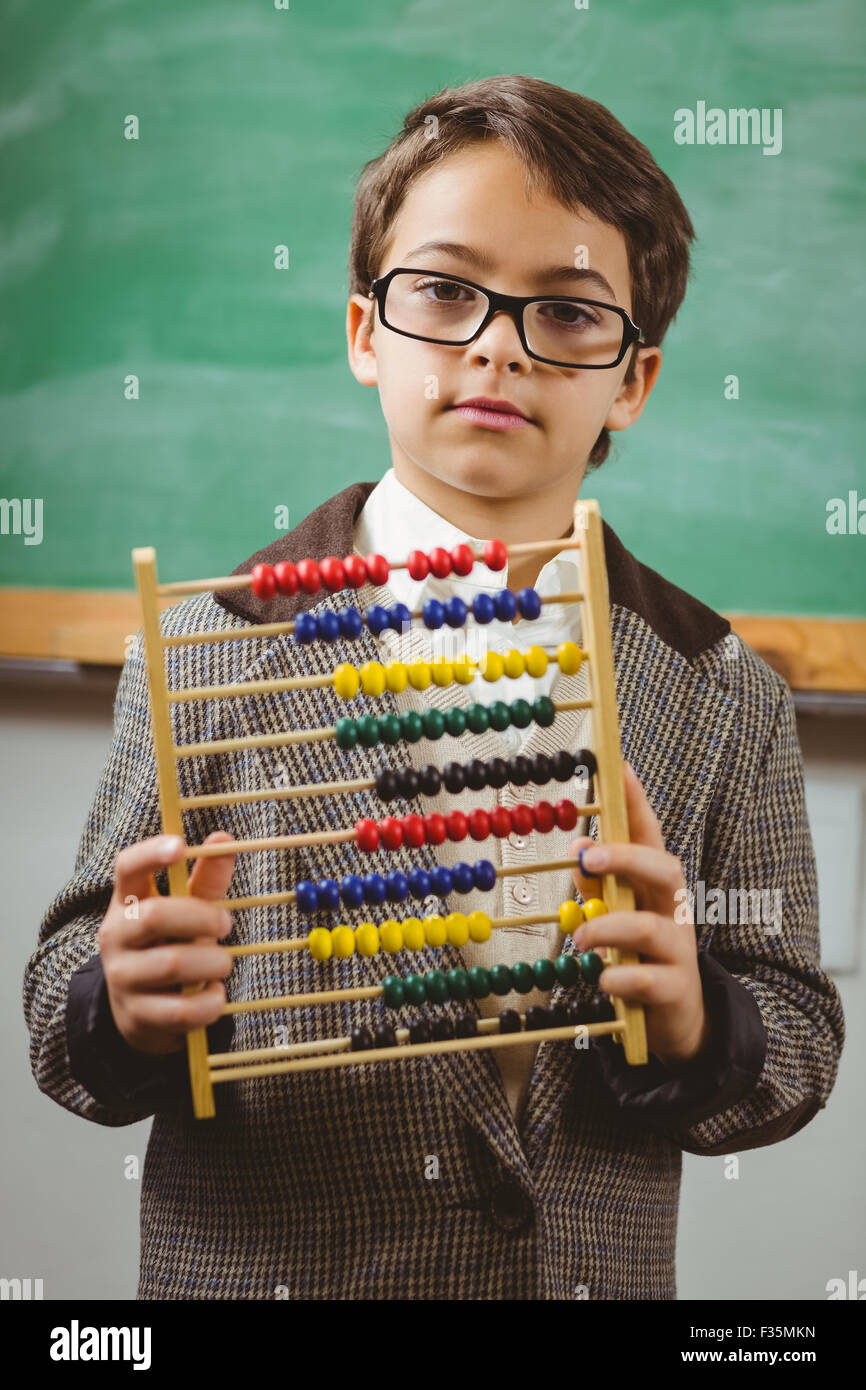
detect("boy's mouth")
(449, 396), (534, 431)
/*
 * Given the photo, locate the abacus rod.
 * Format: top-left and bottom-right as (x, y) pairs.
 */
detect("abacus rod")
(181, 773), (594, 809)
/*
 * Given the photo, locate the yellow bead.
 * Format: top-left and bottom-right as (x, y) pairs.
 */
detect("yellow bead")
(359, 661), (386, 697)
(481, 650), (504, 683)
(308, 927), (333, 961)
(452, 657), (475, 685)
(445, 912), (469, 947)
(467, 910), (492, 943)
(424, 914), (447, 948)
(379, 919), (404, 954)
(431, 659), (454, 687)
(333, 663), (360, 700)
(525, 645), (549, 678)
(355, 922), (381, 957)
(557, 641), (583, 675)
(559, 900), (585, 934)
(330, 925), (356, 958)
(503, 648), (526, 679)
(583, 897), (608, 920)
(402, 917), (425, 952)
(407, 661), (432, 690)
(385, 661), (408, 693)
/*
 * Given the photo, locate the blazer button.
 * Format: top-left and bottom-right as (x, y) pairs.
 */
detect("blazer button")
(490, 1180), (533, 1232)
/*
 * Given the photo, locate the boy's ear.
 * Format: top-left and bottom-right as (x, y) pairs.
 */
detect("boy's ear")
(605, 345), (663, 435)
(346, 293), (378, 387)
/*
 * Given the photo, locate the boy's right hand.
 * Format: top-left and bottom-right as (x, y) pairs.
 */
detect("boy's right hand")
(98, 831), (236, 1057)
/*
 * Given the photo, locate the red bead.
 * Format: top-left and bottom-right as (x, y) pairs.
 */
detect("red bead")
(378, 816), (404, 851)
(407, 549), (430, 581)
(489, 806), (512, 838)
(250, 563), (277, 600)
(355, 818), (380, 852)
(467, 808), (490, 842)
(532, 800), (556, 834)
(483, 538), (508, 571)
(554, 799), (579, 832)
(510, 804), (534, 837)
(401, 814), (426, 849)
(296, 558), (321, 595)
(319, 556), (346, 591)
(365, 553), (390, 586)
(445, 810), (468, 842)
(423, 813), (447, 846)
(450, 544), (475, 576)
(428, 546), (452, 579)
(343, 554), (368, 588)
(274, 561), (299, 595)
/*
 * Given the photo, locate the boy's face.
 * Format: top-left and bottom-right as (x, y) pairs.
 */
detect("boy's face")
(347, 141), (661, 512)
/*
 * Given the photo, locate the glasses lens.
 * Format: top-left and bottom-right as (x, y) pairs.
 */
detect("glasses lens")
(385, 273), (487, 342)
(524, 299), (624, 366)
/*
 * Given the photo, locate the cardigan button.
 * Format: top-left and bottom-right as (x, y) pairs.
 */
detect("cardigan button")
(490, 1180), (533, 1232)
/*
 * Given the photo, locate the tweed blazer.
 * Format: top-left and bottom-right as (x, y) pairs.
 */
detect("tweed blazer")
(24, 481), (845, 1301)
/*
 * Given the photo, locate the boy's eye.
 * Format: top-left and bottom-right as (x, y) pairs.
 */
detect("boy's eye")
(413, 277), (473, 303)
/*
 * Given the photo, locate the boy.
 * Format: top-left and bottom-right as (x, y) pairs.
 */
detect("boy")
(24, 75), (844, 1300)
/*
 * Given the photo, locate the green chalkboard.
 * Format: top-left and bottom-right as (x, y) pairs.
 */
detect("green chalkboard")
(1, 0), (863, 615)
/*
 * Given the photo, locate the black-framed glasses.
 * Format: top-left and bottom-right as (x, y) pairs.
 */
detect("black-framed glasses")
(368, 267), (645, 369)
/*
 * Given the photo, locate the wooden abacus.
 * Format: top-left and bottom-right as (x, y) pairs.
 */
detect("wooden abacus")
(133, 498), (647, 1119)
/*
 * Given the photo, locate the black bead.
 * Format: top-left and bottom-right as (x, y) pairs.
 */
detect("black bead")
(530, 753), (552, 785)
(506, 755), (532, 787)
(585, 996), (616, 1024)
(564, 998), (585, 1025)
(550, 1002), (572, 1029)
(350, 1026), (374, 1052)
(574, 747), (598, 780)
(431, 1016), (456, 1041)
(442, 762), (466, 794)
(418, 765), (442, 797)
(525, 1006), (553, 1032)
(486, 758), (509, 789)
(375, 769), (399, 801)
(550, 750), (576, 782)
(464, 759), (488, 792)
(396, 768), (420, 800)
(409, 1017), (432, 1044)
(498, 1008), (521, 1034)
(373, 1023), (398, 1049)
(455, 1013), (478, 1039)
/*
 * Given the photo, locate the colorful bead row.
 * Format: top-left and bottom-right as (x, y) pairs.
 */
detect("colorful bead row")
(334, 694), (556, 751)
(350, 996), (616, 1051)
(353, 799), (580, 853)
(374, 748), (597, 802)
(379, 950), (605, 1011)
(249, 539), (511, 601)
(296, 858), (498, 913)
(294, 587), (544, 646)
(332, 641), (582, 701)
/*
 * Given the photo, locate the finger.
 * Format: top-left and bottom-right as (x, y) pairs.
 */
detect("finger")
(109, 942), (234, 992)
(568, 835), (605, 899)
(573, 909), (680, 963)
(120, 894), (234, 949)
(123, 979), (229, 1038)
(594, 962), (684, 1006)
(622, 762), (666, 851)
(113, 834), (187, 906)
(570, 841), (688, 915)
(188, 830), (237, 901)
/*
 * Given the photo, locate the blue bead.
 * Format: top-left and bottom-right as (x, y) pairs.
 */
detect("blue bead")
(296, 880), (319, 912)
(444, 596), (467, 629)
(473, 859), (497, 892)
(451, 861), (475, 894)
(362, 872), (387, 906)
(407, 867), (431, 899)
(516, 587), (542, 621)
(385, 870), (409, 904)
(366, 604), (390, 637)
(472, 592), (496, 624)
(340, 873), (365, 909)
(388, 602), (412, 635)
(422, 598), (444, 630)
(316, 610), (341, 642)
(494, 589), (517, 622)
(338, 607), (363, 639)
(316, 878), (340, 910)
(430, 866), (453, 897)
(294, 612), (317, 644)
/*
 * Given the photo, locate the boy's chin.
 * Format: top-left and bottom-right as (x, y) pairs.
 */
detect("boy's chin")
(423, 453), (537, 498)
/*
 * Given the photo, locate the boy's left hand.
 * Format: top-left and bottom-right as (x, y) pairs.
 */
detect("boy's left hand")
(570, 762), (711, 1069)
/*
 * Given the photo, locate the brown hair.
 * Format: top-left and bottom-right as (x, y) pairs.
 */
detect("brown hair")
(348, 74), (696, 470)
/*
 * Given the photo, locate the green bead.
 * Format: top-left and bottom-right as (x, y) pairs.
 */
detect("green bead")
(489, 964), (514, 996)
(554, 953), (580, 987)
(381, 975), (405, 1009)
(510, 961), (534, 994)
(487, 700), (510, 732)
(444, 706), (467, 737)
(579, 950), (605, 987)
(532, 958), (557, 990)
(468, 965), (491, 999)
(466, 703), (489, 734)
(423, 707), (445, 740)
(357, 715), (381, 747)
(532, 695), (556, 728)
(425, 969), (449, 1004)
(379, 713), (402, 745)
(403, 972), (428, 1005)
(446, 967), (471, 1002)
(510, 698), (532, 729)
(400, 709), (425, 743)
(334, 717), (358, 750)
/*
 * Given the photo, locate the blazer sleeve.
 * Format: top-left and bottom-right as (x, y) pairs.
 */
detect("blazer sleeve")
(587, 669), (845, 1154)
